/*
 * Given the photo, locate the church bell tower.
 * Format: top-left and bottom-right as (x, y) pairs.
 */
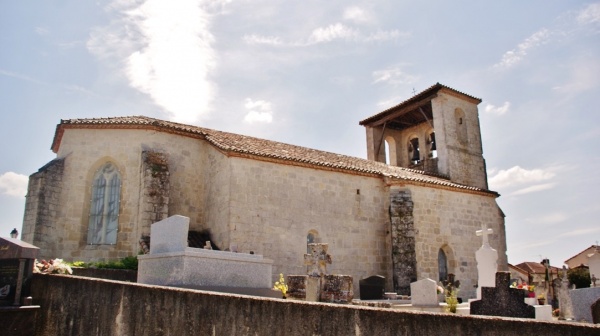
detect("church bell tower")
(359, 83), (488, 190)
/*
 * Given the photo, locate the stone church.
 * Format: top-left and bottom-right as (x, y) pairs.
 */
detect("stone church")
(21, 83), (507, 298)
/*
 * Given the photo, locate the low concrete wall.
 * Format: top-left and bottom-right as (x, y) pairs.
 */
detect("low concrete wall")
(30, 274), (599, 336)
(71, 268), (137, 282)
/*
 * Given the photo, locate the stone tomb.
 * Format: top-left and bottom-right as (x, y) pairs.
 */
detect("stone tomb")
(470, 272), (535, 318)
(0, 237), (40, 336)
(410, 278), (439, 307)
(0, 237), (39, 306)
(359, 275), (385, 300)
(137, 215), (274, 296)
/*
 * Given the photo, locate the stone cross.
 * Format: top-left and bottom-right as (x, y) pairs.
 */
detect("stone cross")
(476, 223), (493, 247)
(304, 243), (332, 277)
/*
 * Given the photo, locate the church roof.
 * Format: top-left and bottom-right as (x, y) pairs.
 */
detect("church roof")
(359, 82), (482, 127)
(52, 116), (498, 196)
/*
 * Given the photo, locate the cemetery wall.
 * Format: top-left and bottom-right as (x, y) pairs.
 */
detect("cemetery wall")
(30, 274), (600, 336)
(39, 128), (209, 260)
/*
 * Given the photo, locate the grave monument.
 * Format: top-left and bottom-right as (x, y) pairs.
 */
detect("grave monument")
(137, 215), (274, 296)
(287, 243), (353, 303)
(475, 223), (498, 299)
(0, 237), (40, 336)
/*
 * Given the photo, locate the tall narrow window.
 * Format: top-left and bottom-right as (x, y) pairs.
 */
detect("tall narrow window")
(438, 248), (448, 282)
(307, 230), (319, 253)
(455, 108), (468, 145)
(88, 163), (121, 244)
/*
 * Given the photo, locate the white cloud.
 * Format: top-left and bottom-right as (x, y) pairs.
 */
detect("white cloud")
(526, 212), (568, 225)
(88, 0), (216, 124)
(484, 102), (510, 115)
(559, 227), (600, 238)
(511, 183), (556, 196)
(577, 3), (600, 25)
(0, 172), (28, 198)
(35, 27), (50, 36)
(243, 34), (282, 46)
(488, 165), (556, 189)
(494, 29), (551, 69)
(365, 30), (407, 42)
(343, 6), (373, 24)
(552, 56), (600, 94)
(308, 23), (357, 44)
(372, 66), (417, 85)
(244, 98), (273, 124)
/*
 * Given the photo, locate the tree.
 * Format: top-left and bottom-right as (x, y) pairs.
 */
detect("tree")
(567, 267), (590, 289)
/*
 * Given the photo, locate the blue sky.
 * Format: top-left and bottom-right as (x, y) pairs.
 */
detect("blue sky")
(1, 1), (599, 267)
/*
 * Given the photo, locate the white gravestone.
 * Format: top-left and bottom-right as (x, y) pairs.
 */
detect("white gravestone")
(410, 278), (439, 307)
(149, 215), (189, 254)
(475, 223), (498, 300)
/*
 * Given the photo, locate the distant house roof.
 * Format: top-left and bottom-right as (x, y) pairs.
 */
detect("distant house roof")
(515, 261), (561, 275)
(51, 116), (499, 196)
(508, 263), (529, 276)
(564, 245), (599, 265)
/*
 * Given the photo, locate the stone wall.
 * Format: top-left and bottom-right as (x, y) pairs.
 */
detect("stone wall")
(389, 188), (417, 295)
(22, 128), (209, 261)
(29, 274), (600, 336)
(138, 150), (170, 239)
(224, 157), (392, 290)
(409, 184), (507, 299)
(21, 158), (64, 258)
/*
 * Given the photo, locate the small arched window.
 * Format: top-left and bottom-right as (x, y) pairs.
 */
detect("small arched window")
(307, 230), (319, 253)
(87, 162), (121, 245)
(438, 248), (448, 282)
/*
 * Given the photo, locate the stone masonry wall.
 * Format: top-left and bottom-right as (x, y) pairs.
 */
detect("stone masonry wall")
(22, 159), (64, 259)
(389, 188), (417, 295)
(225, 157), (392, 292)
(409, 184), (507, 299)
(29, 274), (600, 336)
(138, 150), (170, 240)
(431, 92), (488, 189)
(42, 128), (208, 261)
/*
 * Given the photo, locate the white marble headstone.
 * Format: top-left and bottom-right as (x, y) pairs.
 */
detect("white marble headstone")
(410, 278), (439, 307)
(149, 215), (190, 254)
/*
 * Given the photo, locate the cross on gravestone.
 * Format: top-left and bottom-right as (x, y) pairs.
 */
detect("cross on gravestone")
(476, 223), (493, 247)
(304, 243), (332, 277)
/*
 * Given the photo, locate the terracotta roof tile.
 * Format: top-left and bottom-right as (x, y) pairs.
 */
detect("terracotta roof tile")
(53, 116), (498, 196)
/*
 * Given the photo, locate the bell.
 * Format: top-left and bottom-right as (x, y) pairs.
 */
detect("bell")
(411, 148), (420, 162)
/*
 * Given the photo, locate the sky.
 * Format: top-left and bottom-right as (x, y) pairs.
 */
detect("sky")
(1, 1), (599, 268)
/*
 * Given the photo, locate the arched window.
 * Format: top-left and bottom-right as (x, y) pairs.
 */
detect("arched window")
(87, 162), (121, 244)
(385, 136), (397, 166)
(438, 248), (448, 282)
